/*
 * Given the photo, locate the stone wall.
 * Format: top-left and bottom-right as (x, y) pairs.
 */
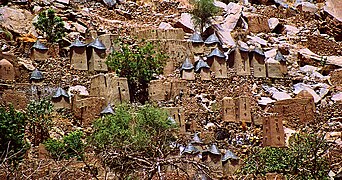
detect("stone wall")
(0, 83), (58, 110)
(262, 114), (285, 147)
(331, 68), (342, 88)
(70, 47), (87, 70)
(88, 48), (108, 72)
(0, 59), (15, 81)
(90, 73), (130, 105)
(136, 28), (185, 40)
(0, 89), (28, 110)
(30, 49), (49, 61)
(270, 95), (315, 124)
(148, 76), (258, 135)
(71, 95), (105, 126)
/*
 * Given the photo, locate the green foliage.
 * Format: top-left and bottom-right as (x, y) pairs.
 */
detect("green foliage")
(287, 133), (330, 179)
(89, 104), (177, 176)
(190, 0), (219, 33)
(43, 139), (65, 160)
(44, 130), (84, 160)
(320, 56), (327, 66)
(0, 28), (13, 41)
(241, 133), (330, 179)
(33, 9), (66, 43)
(90, 104), (132, 149)
(0, 105), (28, 166)
(91, 104), (176, 151)
(106, 39), (167, 103)
(26, 98), (53, 146)
(241, 147), (291, 175)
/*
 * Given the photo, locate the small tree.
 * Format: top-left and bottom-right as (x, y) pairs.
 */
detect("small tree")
(44, 130), (85, 160)
(240, 133), (331, 179)
(89, 104), (178, 178)
(189, 0), (219, 33)
(0, 105), (28, 169)
(26, 98), (53, 146)
(33, 9), (66, 43)
(287, 133), (330, 179)
(106, 39), (166, 103)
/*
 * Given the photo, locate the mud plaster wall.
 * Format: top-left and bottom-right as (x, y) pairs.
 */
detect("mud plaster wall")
(157, 76), (262, 133)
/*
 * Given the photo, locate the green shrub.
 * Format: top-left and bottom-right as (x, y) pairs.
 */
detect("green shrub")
(190, 0), (219, 33)
(44, 130), (84, 160)
(63, 130), (84, 159)
(89, 104), (177, 177)
(241, 133), (330, 179)
(0, 105), (28, 166)
(287, 133), (330, 179)
(106, 39), (167, 103)
(0, 28), (13, 41)
(241, 147), (291, 175)
(43, 139), (65, 160)
(33, 9), (66, 43)
(26, 98), (53, 146)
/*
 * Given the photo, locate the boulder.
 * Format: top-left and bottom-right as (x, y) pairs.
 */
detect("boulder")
(0, 7), (35, 35)
(268, 17), (279, 29)
(331, 92), (342, 102)
(324, 0), (342, 22)
(284, 25), (299, 35)
(298, 48), (342, 67)
(73, 22), (87, 34)
(222, 13), (242, 31)
(55, 0), (69, 4)
(296, 2), (318, 13)
(248, 35), (267, 46)
(221, 3), (243, 31)
(272, 92), (292, 101)
(331, 69), (342, 87)
(323, 0), (342, 41)
(214, 24), (236, 47)
(174, 13), (195, 33)
(243, 13), (270, 33)
(158, 22), (173, 30)
(258, 97), (275, 105)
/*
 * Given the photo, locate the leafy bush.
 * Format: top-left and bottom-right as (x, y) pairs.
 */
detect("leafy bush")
(0, 28), (13, 41)
(63, 130), (84, 158)
(190, 0), (219, 33)
(43, 139), (65, 160)
(89, 104), (177, 178)
(106, 39), (166, 103)
(0, 105), (28, 166)
(241, 147), (291, 175)
(33, 9), (66, 43)
(44, 130), (84, 160)
(241, 133), (330, 179)
(26, 98), (53, 146)
(287, 133), (330, 179)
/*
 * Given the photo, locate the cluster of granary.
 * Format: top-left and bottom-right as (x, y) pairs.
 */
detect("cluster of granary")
(45, 72), (129, 125)
(0, 33), (128, 125)
(30, 37), (110, 72)
(179, 32), (287, 80)
(0, 34), (111, 82)
(1, 69), (130, 126)
(177, 133), (240, 179)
